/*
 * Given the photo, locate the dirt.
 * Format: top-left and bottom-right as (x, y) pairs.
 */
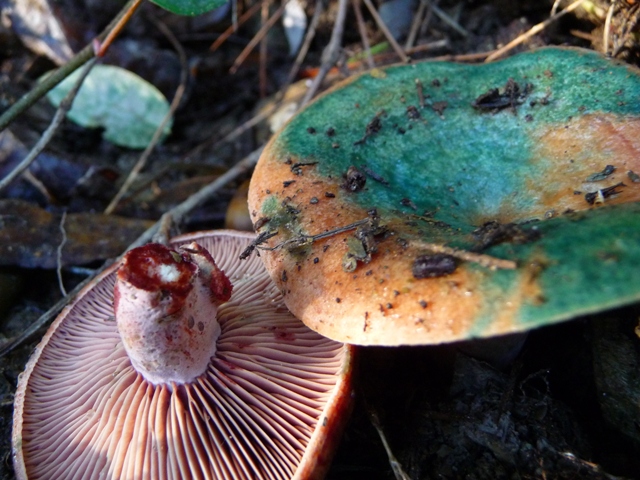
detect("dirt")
(329, 312), (640, 479)
(1, 0), (640, 478)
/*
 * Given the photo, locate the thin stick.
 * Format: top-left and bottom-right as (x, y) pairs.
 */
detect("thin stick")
(369, 409), (412, 480)
(0, 147), (263, 358)
(352, 0), (375, 69)
(405, 0), (428, 50)
(301, 0), (349, 106)
(259, 217), (372, 252)
(56, 211), (68, 296)
(144, 147), (262, 243)
(431, 3), (468, 37)
(183, 105), (275, 161)
(276, 0), (325, 102)
(0, 0), (141, 133)
(410, 240), (517, 270)
(104, 16), (189, 215)
(151, 212), (175, 246)
(230, 1), (288, 74)
(96, 0), (143, 57)
(258, 215), (516, 271)
(603, 1), (616, 55)
(232, 0), (239, 28)
(612, 4), (640, 57)
(22, 170), (53, 202)
(485, 0), (586, 62)
(209, 1), (262, 52)
(430, 49), (494, 62)
(188, 0), (324, 161)
(570, 29), (597, 42)
(0, 58), (97, 194)
(259, 0), (269, 98)
(419, 0), (438, 41)
(362, 0), (411, 63)
(338, 38), (453, 69)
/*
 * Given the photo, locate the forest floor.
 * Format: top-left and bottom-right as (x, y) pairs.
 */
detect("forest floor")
(1, 0), (640, 478)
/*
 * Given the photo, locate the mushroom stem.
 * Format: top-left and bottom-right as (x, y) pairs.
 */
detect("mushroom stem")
(114, 242), (232, 385)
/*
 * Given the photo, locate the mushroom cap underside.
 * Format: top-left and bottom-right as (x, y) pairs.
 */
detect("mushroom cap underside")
(12, 230), (354, 480)
(248, 47), (640, 346)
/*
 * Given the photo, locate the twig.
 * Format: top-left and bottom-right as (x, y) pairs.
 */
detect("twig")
(405, 0), (429, 50)
(96, 0), (143, 57)
(369, 409), (412, 480)
(0, 0), (141, 133)
(603, 1), (615, 55)
(352, 0), (375, 69)
(183, 0), (321, 160)
(119, 148), (262, 252)
(151, 212), (175, 245)
(0, 147), (263, 358)
(232, 0), (239, 28)
(485, 0), (586, 62)
(419, 0), (439, 40)
(128, 148), (263, 250)
(367, 38), (448, 62)
(183, 106), (274, 161)
(195, 0), (324, 157)
(239, 230), (279, 260)
(362, 0), (411, 63)
(104, 16), (189, 215)
(612, 4), (640, 57)
(0, 58), (97, 195)
(22, 170), (53, 202)
(230, 1), (288, 74)
(259, 0), (269, 98)
(301, 0), (349, 106)
(56, 211), (68, 296)
(254, 213), (516, 271)
(410, 240), (517, 270)
(570, 29), (597, 42)
(209, 1), (262, 52)
(407, 38), (450, 54)
(431, 3), (468, 37)
(430, 49), (494, 62)
(258, 217), (373, 252)
(276, 0), (325, 102)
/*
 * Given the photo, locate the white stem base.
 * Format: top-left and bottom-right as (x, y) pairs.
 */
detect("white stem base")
(114, 242), (232, 385)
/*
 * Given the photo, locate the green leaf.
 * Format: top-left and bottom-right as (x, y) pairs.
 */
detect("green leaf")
(46, 64), (171, 149)
(149, 0), (227, 16)
(249, 47), (640, 345)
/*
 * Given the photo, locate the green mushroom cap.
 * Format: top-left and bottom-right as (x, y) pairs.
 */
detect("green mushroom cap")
(249, 47), (640, 346)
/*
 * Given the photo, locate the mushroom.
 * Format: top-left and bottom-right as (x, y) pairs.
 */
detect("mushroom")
(248, 47), (640, 346)
(12, 230), (354, 479)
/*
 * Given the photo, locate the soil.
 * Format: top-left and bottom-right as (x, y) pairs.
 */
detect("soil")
(1, 0), (640, 478)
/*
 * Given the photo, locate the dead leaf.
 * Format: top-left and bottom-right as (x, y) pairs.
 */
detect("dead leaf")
(0, 199), (153, 268)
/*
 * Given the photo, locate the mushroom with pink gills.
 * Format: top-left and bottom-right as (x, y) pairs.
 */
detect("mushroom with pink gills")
(248, 47), (640, 347)
(12, 230), (355, 479)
